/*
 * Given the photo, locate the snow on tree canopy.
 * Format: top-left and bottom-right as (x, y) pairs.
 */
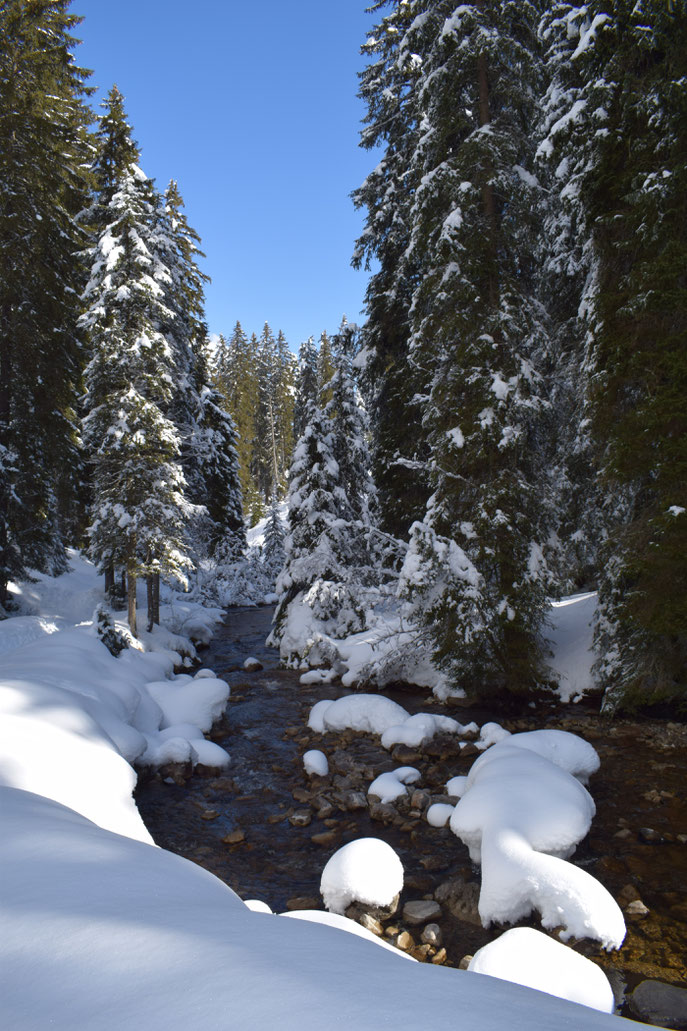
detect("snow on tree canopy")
(320, 838), (404, 915)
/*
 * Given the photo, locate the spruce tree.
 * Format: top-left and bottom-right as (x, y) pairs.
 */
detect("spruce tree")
(0, 0), (92, 604)
(372, 1), (554, 696)
(81, 164), (192, 636)
(541, 2), (687, 708)
(293, 336), (319, 441)
(215, 322), (263, 522)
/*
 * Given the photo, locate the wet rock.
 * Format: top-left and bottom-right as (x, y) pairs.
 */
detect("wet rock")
(359, 914), (384, 936)
(628, 980), (687, 1030)
(292, 787), (312, 803)
(343, 790), (368, 812)
(391, 744), (422, 764)
(458, 954), (473, 970)
(419, 855), (450, 873)
(345, 894), (400, 924)
(243, 657), (263, 672)
(329, 749), (358, 775)
(200, 809), (220, 820)
(311, 830), (337, 847)
(403, 873), (434, 894)
(285, 896), (321, 911)
(403, 900), (442, 926)
(432, 948), (448, 965)
(460, 742), (479, 758)
(626, 899), (650, 918)
(412, 944), (433, 961)
(395, 931), (415, 952)
(369, 802), (397, 824)
(159, 761), (192, 785)
(316, 801), (334, 820)
(288, 809), (312, 827)
(421, 923), (443, 947)
(435, 877), (481, 925)
(614, 828), (633, 840)
(410, 789), (432, 811)
(222, 829), (245, 844)
(639, 827), (663, 844)
(267, 811), (287, 824)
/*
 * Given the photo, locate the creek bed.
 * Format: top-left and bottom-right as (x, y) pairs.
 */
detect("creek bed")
(135, 605), (687, 1013)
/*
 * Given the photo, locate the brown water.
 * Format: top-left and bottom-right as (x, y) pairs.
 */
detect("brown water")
(135, 605), (687, 1015)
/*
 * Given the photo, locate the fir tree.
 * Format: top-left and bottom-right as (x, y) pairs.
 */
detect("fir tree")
(0, 0), (93, 604)
(81, 165), (193, 636)
(215, 323), (263, 522)
(262, 495), (286, 579)
(293, 336), (319, 441)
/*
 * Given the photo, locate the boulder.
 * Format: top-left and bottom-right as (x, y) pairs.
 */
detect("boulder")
(402, 900), (442, 926)
(628, 980), (687, 1030)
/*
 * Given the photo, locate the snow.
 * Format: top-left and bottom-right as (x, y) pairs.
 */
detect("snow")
(449, 736), (626, 949)
(309, 693), (410, 736)
(146, 672), (230, 733)
(303, 749), (329, 777)
(427, 802), (455, 827)
(546, 592), (598, 702)
(502, 729), (600, 784)
(368, 766), (420, 802)
(0, 561), (641, 1029)
(281, 909), (414, 960)
(381, 711), (477, 750)
(320, 838), (404, 915)
(468, 928), (615, 1013)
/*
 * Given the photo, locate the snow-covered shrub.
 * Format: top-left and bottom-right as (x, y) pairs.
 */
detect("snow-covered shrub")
(94, 604), (128, 657)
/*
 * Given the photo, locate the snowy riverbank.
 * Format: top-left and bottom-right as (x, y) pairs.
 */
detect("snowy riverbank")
(0, 555), (649, 1029)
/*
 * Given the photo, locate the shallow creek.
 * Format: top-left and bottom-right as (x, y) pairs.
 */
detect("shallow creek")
(135, 605), (687, 1013)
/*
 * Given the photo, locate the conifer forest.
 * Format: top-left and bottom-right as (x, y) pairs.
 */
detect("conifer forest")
(1, 0), (686, 719)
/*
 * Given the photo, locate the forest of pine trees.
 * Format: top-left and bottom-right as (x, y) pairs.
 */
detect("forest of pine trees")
(1, 0), (685, 715)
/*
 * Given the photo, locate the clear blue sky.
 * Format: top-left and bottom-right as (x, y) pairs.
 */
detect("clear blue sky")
(74, 0), (379, 350)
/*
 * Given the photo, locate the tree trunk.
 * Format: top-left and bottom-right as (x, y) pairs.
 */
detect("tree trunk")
(104, 563), (114, 599)
(152, 571), (160, 626)
(146, 574), (154, 633)
(127, 569), (137, 637)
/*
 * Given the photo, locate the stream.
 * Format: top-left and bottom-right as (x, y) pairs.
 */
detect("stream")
(135, 604), (687, 1014)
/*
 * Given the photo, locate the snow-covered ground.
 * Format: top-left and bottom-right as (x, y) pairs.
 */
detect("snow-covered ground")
(0, 556), (648, 1029)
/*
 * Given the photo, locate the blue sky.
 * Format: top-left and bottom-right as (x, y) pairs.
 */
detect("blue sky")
(74, 0), (380, 350)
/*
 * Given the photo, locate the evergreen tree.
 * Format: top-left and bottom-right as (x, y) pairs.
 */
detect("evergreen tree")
(81, 165), (193, 636)
(215, 323), (263, 522)
(262, 495), (286, 578)
(317, 331), (335, 405)
(352, 0), (431, 538)
(293, 336), (319, 441)
(541, 2), (687, 708)
(364, 1), (554, 696)
(0, 0), (93, 604)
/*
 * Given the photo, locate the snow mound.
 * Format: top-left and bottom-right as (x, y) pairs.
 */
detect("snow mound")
(450, 735), (626, 949)
(503, 729), (600, 784)
(446, 775), (469, 798)
(146, 673), (229, 733)
(368, 766), (420, 803)
(427, 802), (455, 827)
(476, 721), (512, 750)
(309, 694), (410, 736)
(320, 838), (404, 915)
(380, 712), (477, 750)
(468, 927), (615, 1013)
(303, 749), (329, 777)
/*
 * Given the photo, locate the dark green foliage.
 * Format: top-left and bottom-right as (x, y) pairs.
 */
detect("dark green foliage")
(94, 603), (127, 656)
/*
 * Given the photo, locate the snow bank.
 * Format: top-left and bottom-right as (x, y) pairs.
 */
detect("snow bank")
(368, 766), (420, 802)
(546, 592), (598, 702)
(468, 928), (615, 1013)
(320, 838), (404, 914)
(146, 672), (229, 732)
(502, 729), (600, 784)
(3, 789), (638, 1031)
(450, 735), (626, 949)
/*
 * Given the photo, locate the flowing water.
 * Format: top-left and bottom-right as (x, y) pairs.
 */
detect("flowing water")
(135, 605), (687, 1013)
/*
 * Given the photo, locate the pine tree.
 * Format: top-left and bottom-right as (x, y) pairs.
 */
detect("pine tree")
(0, 0), (93, 604)
(372, 1), (554, 696)
(81, 164), (193, 636)
(317, 331), (335, 406)
(262, 495), (285, 578)
(215, 323), (262, 522)
(352, 0), (431, 538)
(293, 336), (319, 441)
(541, 2), (687, 708)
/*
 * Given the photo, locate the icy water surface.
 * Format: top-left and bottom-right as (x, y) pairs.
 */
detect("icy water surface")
(135, 605), (687, 1011)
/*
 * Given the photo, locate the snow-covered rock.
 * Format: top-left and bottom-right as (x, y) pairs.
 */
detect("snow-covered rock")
(303, 749), (329, 777)
(308, 694), (410, 736)
(450, 735), (626, 949)
(368, 766), (420, 803)
(468, 927), (615, 1013)
(320, 838), (404, 915)
(380, 712), (477, 751)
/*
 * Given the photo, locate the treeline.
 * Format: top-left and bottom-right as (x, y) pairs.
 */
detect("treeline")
(0, 3), (244, 633)
(348, 0), (686, 711)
